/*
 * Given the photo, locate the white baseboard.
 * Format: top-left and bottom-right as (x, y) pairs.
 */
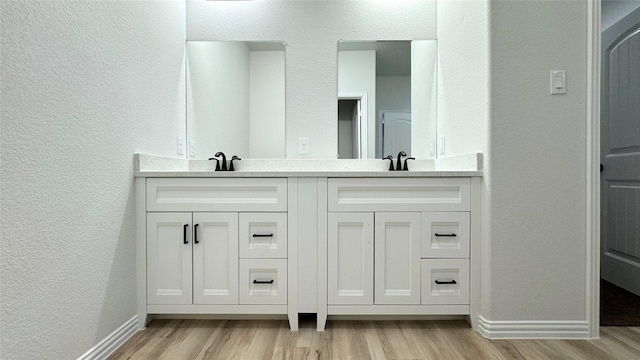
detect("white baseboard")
(78, 316), (139, 360)
(477, 316), (590, 339)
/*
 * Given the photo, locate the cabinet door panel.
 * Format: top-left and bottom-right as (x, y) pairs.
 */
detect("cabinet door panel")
(375, 212), (421, 305)
(193, 212), (239, 305)
(147, 213), (192, 305)
(328, 213), (374, 305)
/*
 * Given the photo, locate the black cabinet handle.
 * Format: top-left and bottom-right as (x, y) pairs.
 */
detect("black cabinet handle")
(435, 280), (457, 285)
(253, 279), (274, 284)
(252, 234), (274, 238)
(183, 224), (188, 244)
(434, 233), (457, 237)
(194, 224), (199, 244)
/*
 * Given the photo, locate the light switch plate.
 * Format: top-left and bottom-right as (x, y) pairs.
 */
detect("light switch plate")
(438, 136), (445, 155)
(189, 140), (195, 158)
(177, 137), (185, 156)
(430, 139), (436, 157)
(550, 70), (566, 95)
(298, 137), (310, 155)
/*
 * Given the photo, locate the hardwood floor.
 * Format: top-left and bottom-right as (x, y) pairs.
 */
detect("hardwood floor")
(108, 319), (640, 360)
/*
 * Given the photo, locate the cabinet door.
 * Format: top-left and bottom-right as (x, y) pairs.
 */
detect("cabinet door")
(193, 212), (239, 305)
(375, 212), (421, 305)
(328, 213), (374, 305)
(147, 212), (193, 305)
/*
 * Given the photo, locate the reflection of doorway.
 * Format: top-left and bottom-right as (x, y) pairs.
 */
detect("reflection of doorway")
(380, 110), (411, 157)
(338, 93), (367, 159)
(600, 6), (640, 326)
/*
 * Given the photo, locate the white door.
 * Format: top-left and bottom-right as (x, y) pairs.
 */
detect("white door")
(381, 111), (411, 157)
(601, 11), (640, 296)
(193, 212), (239, 304)
(375, 212), (421, 305)
(328, 212), (374, 305)
(147, 212), (193, 305)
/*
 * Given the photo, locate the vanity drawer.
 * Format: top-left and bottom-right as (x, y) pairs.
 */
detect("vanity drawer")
(239, 259), (287, 305)
(328, 178), (470, 212)
(146, 178), (287, 212)
(421, 259), (469, 305)
(239, 213), (287, 259)
(421, 212), (470, 258)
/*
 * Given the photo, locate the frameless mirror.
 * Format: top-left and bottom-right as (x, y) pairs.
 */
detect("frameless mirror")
(186, 41), (286, 159)
(337, 40), (437, 159)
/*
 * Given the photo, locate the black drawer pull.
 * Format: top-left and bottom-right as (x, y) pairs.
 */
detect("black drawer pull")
(252, 234), (274, 238)
(435, 280), (457, 285)
(253, 279), (274, 284)
(194, 224), (199, 244)
(183, 224), (188, 244)
(434, 233), (457, 237)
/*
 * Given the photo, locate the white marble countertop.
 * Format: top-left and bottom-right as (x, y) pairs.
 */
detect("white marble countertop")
(133, 153), (483, 178)
(135, 170), (482, 178)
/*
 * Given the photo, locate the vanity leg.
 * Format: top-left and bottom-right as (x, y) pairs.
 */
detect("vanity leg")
(317, 312), (327, 331)
(288, 313), (299, 331)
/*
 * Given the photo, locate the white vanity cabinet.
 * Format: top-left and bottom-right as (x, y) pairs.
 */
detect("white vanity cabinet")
(137, 177), (298, 330)
(319, 177), (476, 329)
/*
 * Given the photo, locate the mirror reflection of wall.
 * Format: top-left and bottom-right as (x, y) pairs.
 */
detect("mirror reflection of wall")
(186, 41), (285, 159)
(337, 40), (437, 159)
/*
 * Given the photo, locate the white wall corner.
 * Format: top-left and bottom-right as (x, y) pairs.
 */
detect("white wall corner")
(477, 316), (590, 339)
(77, 316), (139, 360)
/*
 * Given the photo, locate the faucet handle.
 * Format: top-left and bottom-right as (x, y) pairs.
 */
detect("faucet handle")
(403, 157), (415, 171)
(208, 157), (221, 171)
(383, 155), (394, 171)
(229, 156), (241, 171)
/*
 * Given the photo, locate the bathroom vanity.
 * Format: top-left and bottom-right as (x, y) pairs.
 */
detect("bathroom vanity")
(135, 154), (482, 332)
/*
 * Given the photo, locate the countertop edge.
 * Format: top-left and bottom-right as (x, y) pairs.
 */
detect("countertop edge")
(134, 170), (483, 178)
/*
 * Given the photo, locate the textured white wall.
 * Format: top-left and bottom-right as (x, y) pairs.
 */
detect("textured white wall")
(0, 1), (186, 359)
(437, 0), (488, 158)
(602, 0), (640, 30)
(338, 50), (376, 158)
(250, 51), (286, 159)
(486, 0), (588, 321)
(187, 0), (437, 158)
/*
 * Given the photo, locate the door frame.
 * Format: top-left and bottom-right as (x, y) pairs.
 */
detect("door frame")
(586, 0), (600, 339)
(338, 93), (368, 159)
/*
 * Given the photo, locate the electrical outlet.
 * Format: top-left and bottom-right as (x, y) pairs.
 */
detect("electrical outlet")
(430, 139), (436, 157)
(177, 137), (185, 156)
(189, 140), (196, 158)
(298, 137), (310, 155)
(438, 136), (445, 155)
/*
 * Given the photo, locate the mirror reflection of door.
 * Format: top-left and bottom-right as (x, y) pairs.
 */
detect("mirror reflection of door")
(381, 110), (411, 157)
(338, 99), (363, 159)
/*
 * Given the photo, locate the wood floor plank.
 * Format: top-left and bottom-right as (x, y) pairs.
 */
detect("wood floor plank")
(600, 326), (640, 353)
(109, 320), (640, 360)
(243, 320), (283, 360)
(374, 321), (416, 359)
